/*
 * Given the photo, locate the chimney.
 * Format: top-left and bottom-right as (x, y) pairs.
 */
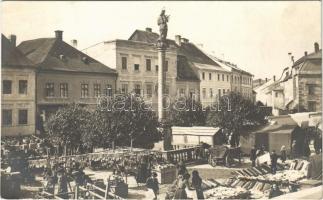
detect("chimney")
(71, 39), (77, 48)
(314, 42), (319, 53)
(9, 34), (16, 47)
(55, 30), (63, 40)
(145, 27), (152, 32)
(291, 56), (294, 64)
(181, 38), (189, 43)
(175, 35), (181, 46)
(304, 51), (308, 56)
(265, 78), (268, 82)
(273, 75), (276, 81)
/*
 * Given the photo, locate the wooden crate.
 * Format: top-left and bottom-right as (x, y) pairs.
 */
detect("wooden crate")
(154, 166), (177, 184)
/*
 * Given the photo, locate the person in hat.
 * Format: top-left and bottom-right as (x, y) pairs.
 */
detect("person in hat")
(280, 145), (287, 163)
(146, 172), (159, 200)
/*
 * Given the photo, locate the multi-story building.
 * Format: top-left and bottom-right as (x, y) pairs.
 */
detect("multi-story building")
(83, 28), (205, 109)
(255, 42), (322, 115)
(208, 55), (254, 100)
(17, 31), (117, 121)
(2, 34), (36, 136)
(291, 43), (322, 112)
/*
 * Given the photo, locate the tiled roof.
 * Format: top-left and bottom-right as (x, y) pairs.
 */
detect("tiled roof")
(177, 55), (199, 81)
(128, 29), (178, 47)
(208, 54), (253, 76)
(128, 29), (224, 81)
(18, 38), (116, 74)
(2, 34), (34, 67)
(293, 50), (322, 67)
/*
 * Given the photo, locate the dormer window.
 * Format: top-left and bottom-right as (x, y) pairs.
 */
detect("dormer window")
(59, 54), (65, 60)
(82, 56), (89, 64)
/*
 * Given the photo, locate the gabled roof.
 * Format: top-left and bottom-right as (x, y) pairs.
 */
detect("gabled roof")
(208, 54), (253, 76)
(177, 55), (200, 81)
(128, 29), (178, 47)
(128, 29), (226, 81)
(1, 34), (34, 67)
(18, 37), (116, 74)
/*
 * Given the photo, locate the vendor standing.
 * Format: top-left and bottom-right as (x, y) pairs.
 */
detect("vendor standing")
(270, 150), (278, 174)
(250, 146), (257, 167)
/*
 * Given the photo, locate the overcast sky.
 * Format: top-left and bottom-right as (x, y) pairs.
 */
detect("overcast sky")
(2, 1), (321, 79)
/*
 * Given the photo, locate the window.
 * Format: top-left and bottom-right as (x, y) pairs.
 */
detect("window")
(18, 109), (28, 125)
(275, 92), (278, 98)
(308, 85), (315, 95)
(2, 109), (12, 126)
(165, 61), (168, 72)
(218, 89), (221, 97)
(45, 83), (54, 97)
(179, 88), (185, 97)
(235, 76), (237, 83)
(121, 57), (127, 70)
(94, 84), (101, 97)
(19, 80), (27, 94)
(222, 74), (224, 81)
(155, 65), (159, 71)
(308, 101), (316, 112)
(202, 88), (206, 99)
(218, 74), (220, 81)
(105, 84), (112, 96)
(146, 84), (152, 98)
(227, 89), (230, 93)
(81, 84), (89, 98)
(202, 72), (205, 80)
(134, 84), (141, 95)
(60, 83), (68, 98)
(210, 88), (213, 98)
(146, 59), (151, 71)
(223, 89), (226, 95)
(134, 64), (140, 71)
(227, 75), (229, 82)
(121, 84), (128, 94)
(2, 80), (12, 94)
(209, 73), (212, 80)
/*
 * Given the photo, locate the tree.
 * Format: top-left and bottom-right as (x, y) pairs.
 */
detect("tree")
(95, 93), (162, 149)
(206, 92), (269, 146)
(168, 97), (208, 127)
(45, 103), (92, 154)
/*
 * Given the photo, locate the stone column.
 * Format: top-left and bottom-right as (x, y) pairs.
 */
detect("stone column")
(157, 47), (166, 121)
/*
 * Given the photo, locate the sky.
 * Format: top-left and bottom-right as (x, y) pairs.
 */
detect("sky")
(1, 1), (321, 79)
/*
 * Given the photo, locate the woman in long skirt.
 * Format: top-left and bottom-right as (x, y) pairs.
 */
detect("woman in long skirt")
(174, 173), (191, 200)
(191, 170), (204, 199)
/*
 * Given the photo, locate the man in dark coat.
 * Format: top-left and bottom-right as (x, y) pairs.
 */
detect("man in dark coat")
(250, 146), (257, 167)
(270, 150), (278, 174)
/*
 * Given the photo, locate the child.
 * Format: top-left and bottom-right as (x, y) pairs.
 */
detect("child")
(146, 172), (159, 200)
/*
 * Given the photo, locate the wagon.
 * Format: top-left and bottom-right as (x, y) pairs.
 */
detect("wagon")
(208, 145), (241, 167)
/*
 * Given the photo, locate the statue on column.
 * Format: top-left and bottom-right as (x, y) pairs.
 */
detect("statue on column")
(157, 9), (169, 48)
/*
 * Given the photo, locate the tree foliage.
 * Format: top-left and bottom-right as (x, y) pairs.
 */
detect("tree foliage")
(206, 92), (270, 144)
(167, 97), (208, 127)
(45, 94), (162, 151)
(45, 103), (91, 151)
